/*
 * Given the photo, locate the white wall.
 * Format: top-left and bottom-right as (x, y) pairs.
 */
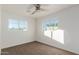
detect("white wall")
(1, 6), (35, 48)
(36, 5), (79, 54)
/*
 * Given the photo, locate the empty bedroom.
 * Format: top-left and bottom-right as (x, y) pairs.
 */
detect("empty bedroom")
(0, 4), (79, 55)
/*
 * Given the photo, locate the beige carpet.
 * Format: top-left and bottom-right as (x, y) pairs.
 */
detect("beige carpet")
(1, 41), (77, 55)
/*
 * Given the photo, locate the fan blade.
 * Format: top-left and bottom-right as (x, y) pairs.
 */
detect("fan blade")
(40, 8), (45, 11)
(32, 10), (37, 14)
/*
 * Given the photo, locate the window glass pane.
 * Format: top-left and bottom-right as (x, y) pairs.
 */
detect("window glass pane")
(19, 20), (27, 30)
(19, 20), (27, 28)
(43, 19), (59, 31)
(8, 19), (18, 29)
(8, 19), (28, 31)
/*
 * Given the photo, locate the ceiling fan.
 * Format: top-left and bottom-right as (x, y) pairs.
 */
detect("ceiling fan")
(27, 4), (48, 15)
(32, 4), (41, 14)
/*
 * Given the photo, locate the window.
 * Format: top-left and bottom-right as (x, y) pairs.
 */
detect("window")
(43, 18), (64, 44)
(8, 19), (28, 31)
(43, 19), (59, 31)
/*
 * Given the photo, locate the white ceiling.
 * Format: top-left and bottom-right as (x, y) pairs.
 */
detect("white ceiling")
(2, 4), (76, 18)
